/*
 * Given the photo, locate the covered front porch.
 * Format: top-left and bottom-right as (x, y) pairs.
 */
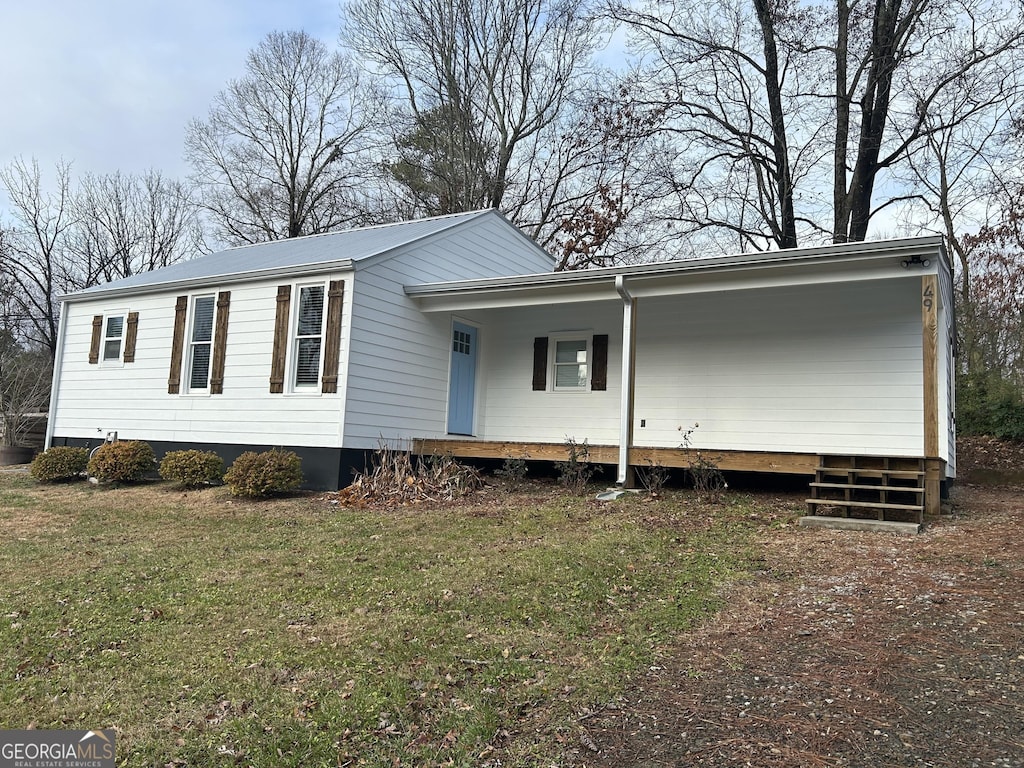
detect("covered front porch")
(405, 237), (953, 528)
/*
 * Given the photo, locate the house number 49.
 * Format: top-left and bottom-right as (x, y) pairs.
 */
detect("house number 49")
(922, 283), (934, 311)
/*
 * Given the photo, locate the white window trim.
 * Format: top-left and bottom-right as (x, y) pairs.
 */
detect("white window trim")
(183, 294), (216, 395)
(288, 282), (327, 394)
(100, 310), (127, 367)
(549, 333), (591, 392)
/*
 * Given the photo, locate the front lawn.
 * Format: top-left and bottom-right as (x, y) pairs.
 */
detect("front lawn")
(0, 474), (793, 766)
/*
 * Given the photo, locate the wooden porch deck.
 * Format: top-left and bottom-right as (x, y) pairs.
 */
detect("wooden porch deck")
(413, 438), (944, 520)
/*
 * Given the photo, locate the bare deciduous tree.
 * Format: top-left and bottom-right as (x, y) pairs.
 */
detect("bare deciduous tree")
(830, 0), (1024, 242)
(1, 160), (203, 357)
(0, 340), (51, 448)
(895, 49), (1023, 303)
(609, 0), (828, 251)
(0, 268), (51, 448)
(344, 0), (619, 253)
(71, 170), (203, 284)
(186, 30), (380, 245)
(0, 158), (77, 356)
(612, 0), (1024, 249)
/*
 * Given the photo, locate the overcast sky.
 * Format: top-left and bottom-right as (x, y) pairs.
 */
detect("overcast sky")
(0, 0), (341, 193)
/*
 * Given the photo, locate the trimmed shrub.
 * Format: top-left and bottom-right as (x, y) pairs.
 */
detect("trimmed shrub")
(87, 440), (156, 483)
(159, 449), (224, 488)
(30, 446), (89, 483)
(224, 449), (303, 497)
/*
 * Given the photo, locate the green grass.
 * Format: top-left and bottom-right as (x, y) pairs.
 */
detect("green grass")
(0, 474), (796, 766)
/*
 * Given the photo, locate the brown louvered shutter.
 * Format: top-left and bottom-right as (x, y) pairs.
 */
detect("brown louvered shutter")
(88, 316), (103, 364)
(532, 337), (548, 391)
(210, 291), (231, 395)
(269, 285), (291, 393)
(591, 334), (609, 391)
(167, 296), (188, 394)
(321, 280), (344, 393)
(123, 312), (139, 363)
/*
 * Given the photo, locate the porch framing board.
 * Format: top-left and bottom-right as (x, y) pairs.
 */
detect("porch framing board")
(413, 438), (820, 475)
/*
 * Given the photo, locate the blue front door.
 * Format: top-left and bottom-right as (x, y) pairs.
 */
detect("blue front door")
(447, 322), (477, 435)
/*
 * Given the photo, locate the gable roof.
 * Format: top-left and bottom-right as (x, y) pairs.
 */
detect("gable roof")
(64, 209), (510, 302)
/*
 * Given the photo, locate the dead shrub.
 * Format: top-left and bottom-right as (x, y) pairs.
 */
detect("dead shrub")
(333, 443), (482, 506)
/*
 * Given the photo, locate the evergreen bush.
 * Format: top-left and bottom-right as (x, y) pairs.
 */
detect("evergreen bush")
(87, 441), (156, 483)
(159, 449), (224, 487)
(957, 374), (1024, 441)
(224, 449), (303, 497)
(30, 446), (89, 482)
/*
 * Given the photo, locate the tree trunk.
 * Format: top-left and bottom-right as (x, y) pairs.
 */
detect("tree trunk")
(833, 0), (851, 242)
(836, 0), (903, 242)
(753, 0), (798, 248)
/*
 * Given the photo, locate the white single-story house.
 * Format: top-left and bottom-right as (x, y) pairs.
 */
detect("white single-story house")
(46, 209), (954, 520)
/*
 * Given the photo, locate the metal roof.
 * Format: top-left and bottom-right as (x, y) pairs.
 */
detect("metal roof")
(65, 209), (496, 301)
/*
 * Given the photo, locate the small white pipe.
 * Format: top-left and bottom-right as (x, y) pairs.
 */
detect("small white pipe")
(44, 301), (69, 450)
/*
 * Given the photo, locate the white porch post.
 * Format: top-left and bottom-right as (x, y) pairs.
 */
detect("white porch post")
(615, 276), (637, 486)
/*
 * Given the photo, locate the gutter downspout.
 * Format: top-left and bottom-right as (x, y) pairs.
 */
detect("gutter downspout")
(44, 301), (69, 450)
(615, 275), (637, 486)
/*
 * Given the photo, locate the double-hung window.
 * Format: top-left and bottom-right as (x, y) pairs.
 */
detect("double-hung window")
(89, 311), (138, 365)
(553, 337), (589, 390)
(532, 334), (607, 393)
(292, 284), (326, 389)
(186, 295), (216, 392)
(269, 280), (344, 395)
(168, 292), (230, 395)
(102, 314), (126, 362)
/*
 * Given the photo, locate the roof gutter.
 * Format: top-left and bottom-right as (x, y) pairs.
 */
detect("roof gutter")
(60, 258), (356, 303)
(405, 236), (947, 304)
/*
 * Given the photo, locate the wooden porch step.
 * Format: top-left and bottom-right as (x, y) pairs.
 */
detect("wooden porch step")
(810, 482), (924, 494)
(816, 467), (924, 479)
(805, 499), (924, 512)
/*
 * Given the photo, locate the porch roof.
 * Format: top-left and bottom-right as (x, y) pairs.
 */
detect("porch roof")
(405, 235), (948, 311)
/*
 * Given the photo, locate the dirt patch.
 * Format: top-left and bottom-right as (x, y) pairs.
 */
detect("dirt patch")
(565, 448), (1024, 767)
(0, 508), (70, 538)
(957, 436), (1024, 483)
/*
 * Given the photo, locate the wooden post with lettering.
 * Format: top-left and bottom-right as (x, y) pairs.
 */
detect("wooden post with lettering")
(922, 275), (941, 517)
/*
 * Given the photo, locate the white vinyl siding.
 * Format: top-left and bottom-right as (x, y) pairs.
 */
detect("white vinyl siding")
(342, 214), (558, 448)
(472, 301), (623, 445)
(469, 279), (928, 458)
(938, 266), (956, 475)
(629, 281), (923, 455)
(53, 213), (551, 455)
(51, 275), (351, 448)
